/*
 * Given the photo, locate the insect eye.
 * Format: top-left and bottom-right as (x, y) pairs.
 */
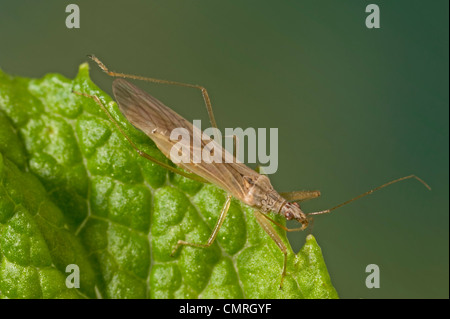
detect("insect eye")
(285, 211), (293, 220)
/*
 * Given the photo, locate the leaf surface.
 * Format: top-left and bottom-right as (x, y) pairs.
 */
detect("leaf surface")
(0, 65), (338, 299)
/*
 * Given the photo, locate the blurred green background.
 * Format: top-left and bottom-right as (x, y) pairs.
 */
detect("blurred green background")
(0, 0), (448, 298)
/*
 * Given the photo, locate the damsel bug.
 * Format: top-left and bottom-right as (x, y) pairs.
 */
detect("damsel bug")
(74, 55), (430, 288)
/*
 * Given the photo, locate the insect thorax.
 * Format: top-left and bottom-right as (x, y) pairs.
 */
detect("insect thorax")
(243, 175), (286, 213)
(260, 190), (286, 213)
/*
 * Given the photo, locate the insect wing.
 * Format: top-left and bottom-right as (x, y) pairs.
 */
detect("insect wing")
(112, 78), (260, 200)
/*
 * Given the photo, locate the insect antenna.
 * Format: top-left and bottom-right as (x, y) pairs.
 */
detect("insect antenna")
(307, 175), (431, 216)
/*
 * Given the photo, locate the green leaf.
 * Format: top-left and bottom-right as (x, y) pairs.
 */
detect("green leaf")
(0, 65), (338, 299)
(0, 153), (96, 298)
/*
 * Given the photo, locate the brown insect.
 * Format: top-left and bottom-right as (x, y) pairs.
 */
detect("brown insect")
(74, 55), (430, 288)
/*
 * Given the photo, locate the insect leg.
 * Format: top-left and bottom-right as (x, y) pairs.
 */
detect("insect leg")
(73, 90), (208, 183)
(88, 55), (218, 129)
(171, 194), (233, 255)
(258, 211), (307, 232)
(254, 210), (288, 289)
(279, 190), (321, 202)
